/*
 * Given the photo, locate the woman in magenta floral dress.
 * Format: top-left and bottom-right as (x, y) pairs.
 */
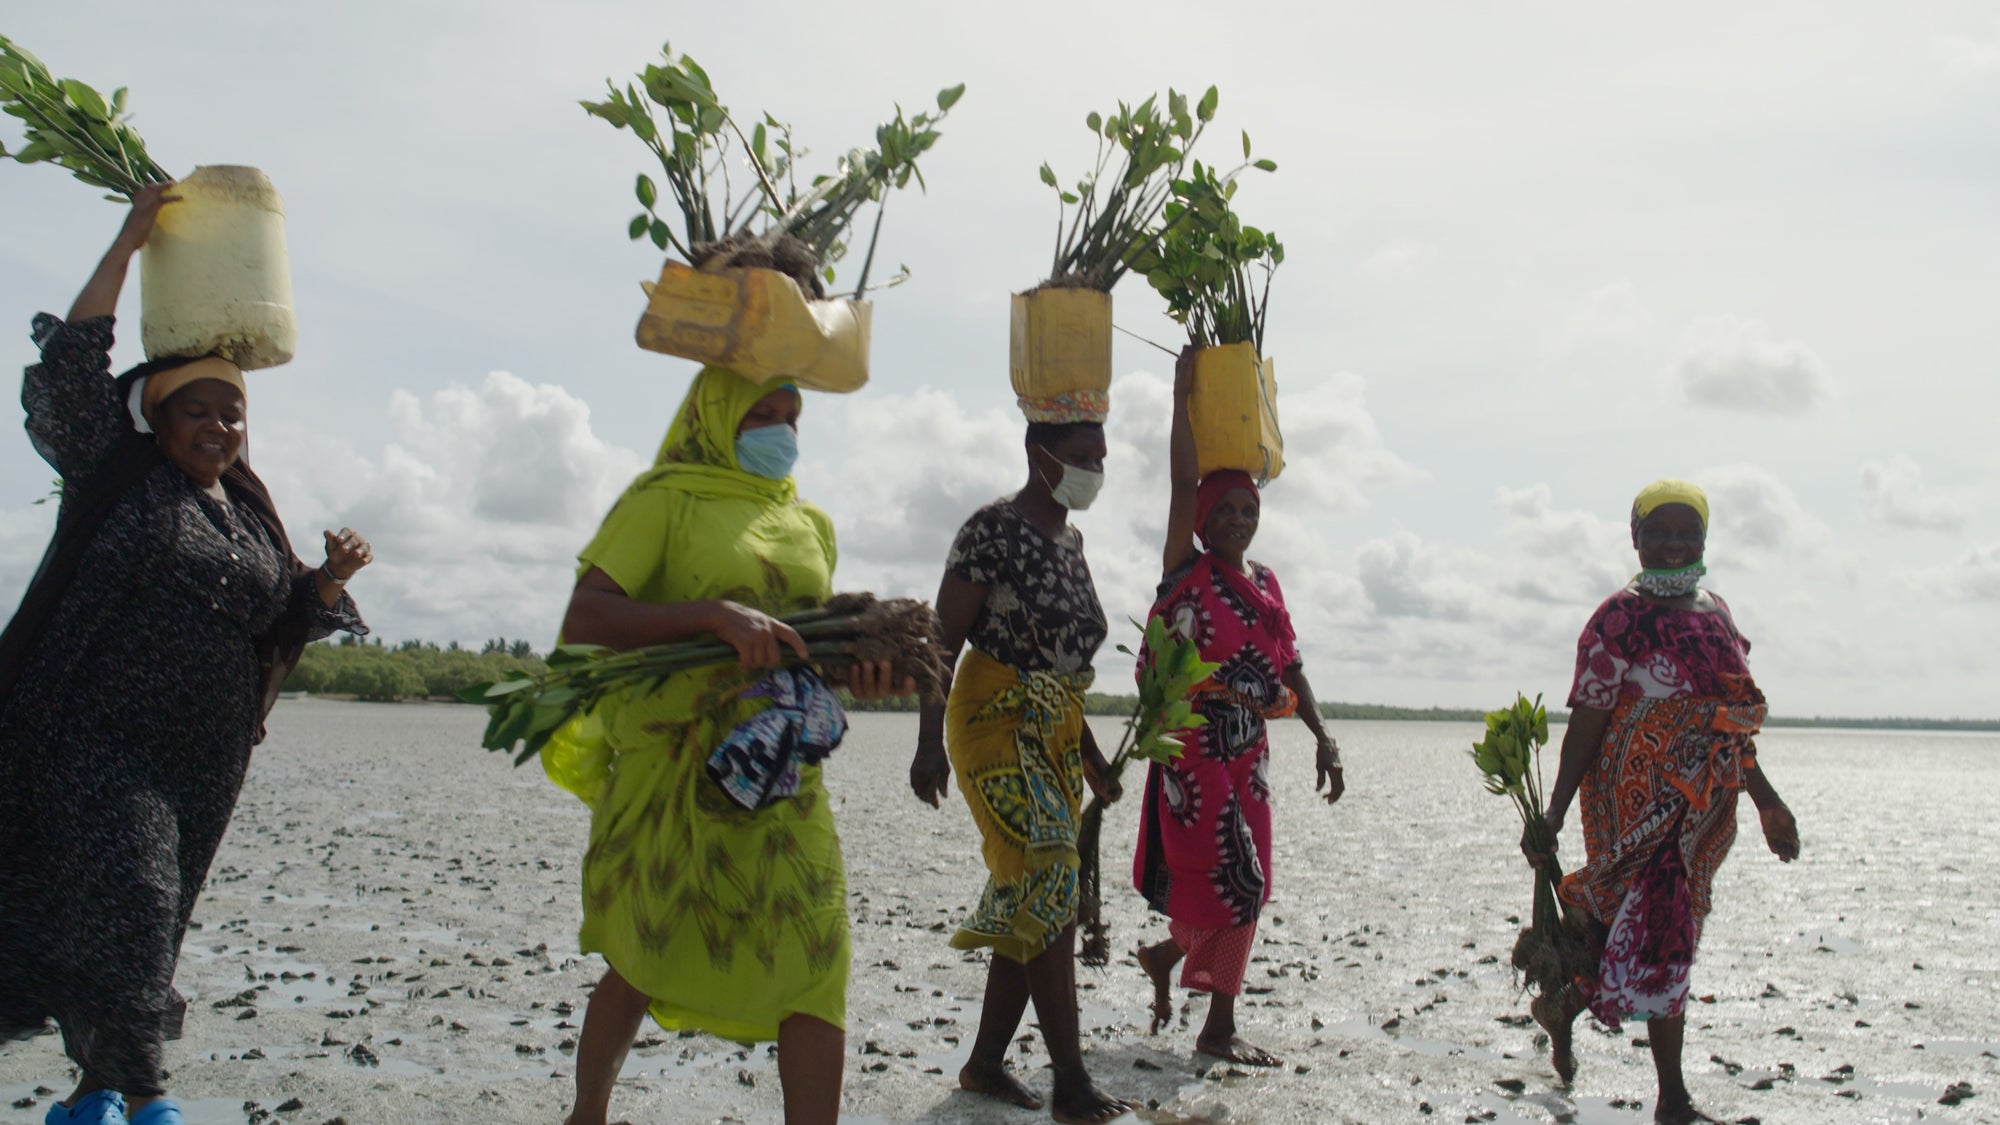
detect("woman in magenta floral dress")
(1528, 479), (1801, 1125)
(1132, 349), (1344, 1065)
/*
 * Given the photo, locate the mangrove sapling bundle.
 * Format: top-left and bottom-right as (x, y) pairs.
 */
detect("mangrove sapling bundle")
(0, 35), (170, 197)
(1035, 88), (1218, 292)
(466, 593), (948, 766)
(1128, 139), (1282, 351)
(1076, 616), (1219, 967)
(1469, 694), (1594, 1007)
(583, 43), (963, 299)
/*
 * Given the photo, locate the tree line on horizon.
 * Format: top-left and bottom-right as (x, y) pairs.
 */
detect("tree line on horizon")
(283, 638), (2000, 730)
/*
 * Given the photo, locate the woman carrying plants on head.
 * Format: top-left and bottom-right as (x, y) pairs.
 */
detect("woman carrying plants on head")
(907, 400), (1135, 1125)
(1524, 480), (1801, 1125)
(0, 187), (370, 1125)
(1130, 347), (1342, 1065)
(545, 368), (909, 1125)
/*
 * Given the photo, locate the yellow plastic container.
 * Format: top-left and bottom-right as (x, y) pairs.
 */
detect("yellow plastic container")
(635, 260), (871, 393)
(139, 165), (297, 370)
(1190, 343), (1284, 483)
(1009, 288), (1112, 401)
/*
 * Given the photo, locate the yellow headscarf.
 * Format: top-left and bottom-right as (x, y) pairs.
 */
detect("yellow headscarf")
(641, 366), (801, 504)
(1631, 478), (1709, 530)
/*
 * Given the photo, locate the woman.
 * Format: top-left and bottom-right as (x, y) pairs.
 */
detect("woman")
(1527, 479), (1800, 1125)
(0, 185), (371, 1125)
(1131, 350), (1343, 1065)
(907, 413), (1133, 1125)
(546, 367), (906, 1125)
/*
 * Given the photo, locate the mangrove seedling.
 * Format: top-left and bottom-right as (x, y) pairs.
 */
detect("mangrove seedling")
(1036, 87), (1219, 292)
(1127, 136), (1282, 352)
(582, 42), (962, 298)
(0, 35), (171, 198)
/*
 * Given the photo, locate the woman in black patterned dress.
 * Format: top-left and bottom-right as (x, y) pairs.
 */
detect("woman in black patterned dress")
(907, 419), (1134, 1125)
(0, 187), (371, 1125)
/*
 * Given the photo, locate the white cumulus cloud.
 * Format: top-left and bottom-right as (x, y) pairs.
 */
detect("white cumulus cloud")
(259, 371), (647, 647)
(1859, 454), (1972, 531)
(1922, 543), (2000, 602)
(1675, 315), (1832, 417)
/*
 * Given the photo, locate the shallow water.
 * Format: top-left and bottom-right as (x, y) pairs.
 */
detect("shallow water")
(0, 703), (1994, 1123)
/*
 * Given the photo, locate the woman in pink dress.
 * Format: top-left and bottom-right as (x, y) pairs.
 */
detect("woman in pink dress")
(1132, 349), (1344, 1064)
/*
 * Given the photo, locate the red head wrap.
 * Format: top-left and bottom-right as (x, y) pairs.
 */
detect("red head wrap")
(1194, 470), (1260, 548)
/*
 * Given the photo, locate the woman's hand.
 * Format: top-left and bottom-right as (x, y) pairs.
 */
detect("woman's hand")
(1083, 745), (1122, 805)
(1315, 738), (1345, 805)
(1759, 802), (1800, 862)
(68, 182), (183, 323)
(1522, 813), (1563, 873)
(910, 739), (951, 808)
(712, 601), (808, 669)
(1173, 343), (1197, 396)
(845, 659), (915, 701)
(114, 182), (181, 254)
(321, 527), (373, 581)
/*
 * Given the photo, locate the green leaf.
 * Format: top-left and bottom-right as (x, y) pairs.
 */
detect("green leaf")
(1242, 130), (1252, 159)
(1252, 158), (1277, 172)
(1086, 110), (1103, 135)
(936, 82), (965, 111)
(649, 218), (670, 250)
(629, 212), (650, 240)
(635, 173), (657, 209)
(1039, 162), (1058, 188)
(1197, 86), (1220, 122)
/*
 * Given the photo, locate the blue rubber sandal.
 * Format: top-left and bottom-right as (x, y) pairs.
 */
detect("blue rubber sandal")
(126, 1101), (182, 1125)
(49, 1090), (125, 1125)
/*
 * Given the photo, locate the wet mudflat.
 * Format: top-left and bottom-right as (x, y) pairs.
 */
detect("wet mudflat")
(2, 701), (1993, 1124)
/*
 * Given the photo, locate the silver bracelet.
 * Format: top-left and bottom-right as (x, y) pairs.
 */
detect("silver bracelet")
(318, 562), (348, 587)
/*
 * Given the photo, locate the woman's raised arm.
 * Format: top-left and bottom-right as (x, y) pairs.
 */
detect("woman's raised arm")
(1162, 346), (1202, 577)
(67, 183), (178, 324)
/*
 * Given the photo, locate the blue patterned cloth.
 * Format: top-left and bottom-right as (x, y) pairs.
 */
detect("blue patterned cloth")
(706, 668), (849, 810)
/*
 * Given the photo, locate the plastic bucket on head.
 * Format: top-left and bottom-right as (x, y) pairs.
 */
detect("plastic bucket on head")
(139, 165), (297, 370)
(1009, 287), (1112, 402)
(1190, 342), (1284, 484)
(635, 260), (870, 393)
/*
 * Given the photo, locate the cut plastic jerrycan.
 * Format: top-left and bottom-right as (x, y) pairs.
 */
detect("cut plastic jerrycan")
(635, 260), (870, 393)
(140, 165), (296, 369)
(1190, 343), (1284, 483)
(1009, 287), (1112, 402)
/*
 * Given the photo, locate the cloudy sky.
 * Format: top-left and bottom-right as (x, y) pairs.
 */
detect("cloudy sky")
(5, 2), (1997, 719)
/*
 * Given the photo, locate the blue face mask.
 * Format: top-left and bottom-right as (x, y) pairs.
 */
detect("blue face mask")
(735, 423), (799, 480)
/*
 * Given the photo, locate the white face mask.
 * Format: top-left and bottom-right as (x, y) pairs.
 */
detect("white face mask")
(1037, 448), (1105, 511)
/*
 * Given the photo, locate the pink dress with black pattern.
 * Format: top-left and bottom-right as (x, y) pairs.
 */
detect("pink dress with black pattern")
(1132, 553), (1299, 995)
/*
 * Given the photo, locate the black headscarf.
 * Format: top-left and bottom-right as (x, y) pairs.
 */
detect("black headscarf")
(0, 357), (316, 737)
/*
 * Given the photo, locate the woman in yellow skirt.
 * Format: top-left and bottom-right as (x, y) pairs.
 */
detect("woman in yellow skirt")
(545, 367), (904, 1125)
(909, 411), (1135, 1125)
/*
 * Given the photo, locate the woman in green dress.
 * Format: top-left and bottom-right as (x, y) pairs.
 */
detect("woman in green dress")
(545, 367), (904, 1125)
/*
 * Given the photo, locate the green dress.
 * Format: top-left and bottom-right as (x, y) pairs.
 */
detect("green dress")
(542, 368), (846, 1042)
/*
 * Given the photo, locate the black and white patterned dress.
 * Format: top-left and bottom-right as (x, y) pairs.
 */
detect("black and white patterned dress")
(0, 315), (364, 1095)
(946, 497), (1107, 674)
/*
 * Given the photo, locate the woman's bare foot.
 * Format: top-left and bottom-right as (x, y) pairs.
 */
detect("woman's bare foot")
(1134, 944), (1176, 1034)
(959, 1058), (1043, 1110)
(1531, 992), (1579, 1085)
(1653, 1096), (1720, 1124)
(1050, 1071), (1137, 1124)
(1195, 1034), (1282, 1067)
